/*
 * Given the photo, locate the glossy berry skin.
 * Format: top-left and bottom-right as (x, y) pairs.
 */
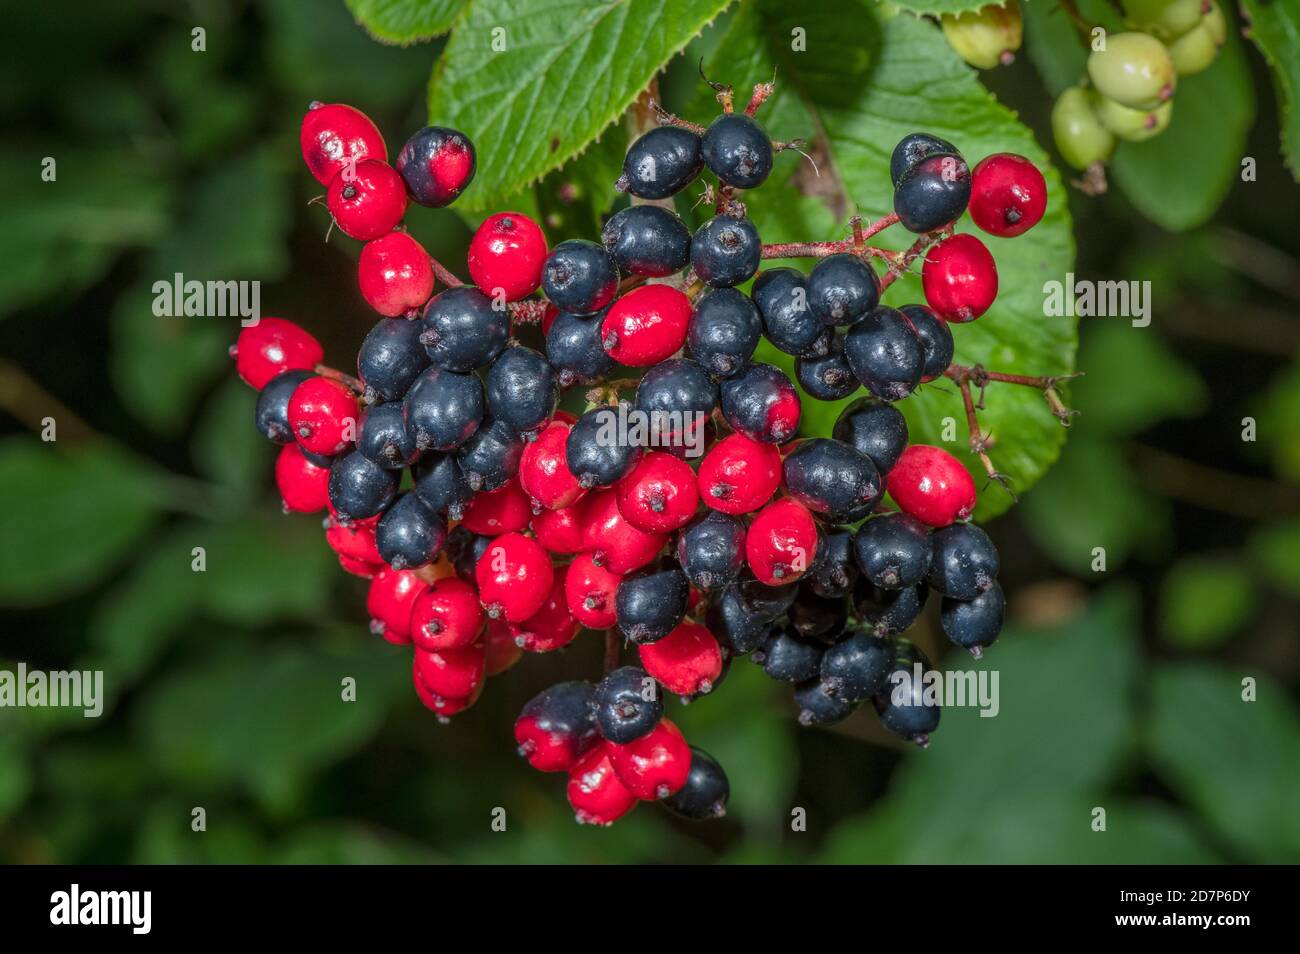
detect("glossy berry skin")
(845, 306), (925, 402)
(853, 513), (932, 589)
(582, 489), (669, 574)
(746, 497), (820, 585)
(420, 287), (509, 372)
(476, 531), (554, 621)
(873, 640), (941, 746)
(899, 304), (954, 382)
(1086, 32), (1176, 111)
(328, 451), (398, 521)
(664, 747), (729, 820)
(755, 627), (825, 683)
(358, 232), (434, 317)
(796, 339), (861, 402)
(969, 153), (1046, 238)
(889, 131), (959, 188)
(617, 126), (703, 199)
(366, 567), (428, 642)
(445, 526), (493, 582)
(256, 370), (314, 443)
(928, 522), (999, 600)
(888, 444), (977, 527)
(752, 268), (826, 357)
(593, 666), (663, 744)
(832, 397), (909, 475)
(300, 102), (386, 185)
(459, 478), (532, 535)
(531, 500), (588, 554)
(520, 419), (585, 510)
(566, 406), (641, 489)
(403, 366), (484, 452)
(640, 621), (724, 697)
(701, 112), (774, 189)
(808, 254), (880, 326)
(275, 443), (331, 513)
(923, 233), (998, 323)
(357, 401), (419, 470)
(677, 511), (746, 591)
(414, 643), (486, 704)
(737, 575), (798, 621)
(326, 159), (408, 241)
(788, 586), (850, 643)
(412, 452), (473, 519)
(807, 530), (858, 598)
(376, 492), (447, 570)
(410, 577), (485, 651)
(289, 377), (359, 456)
(633, 358), (716, 456)
(820, 630), (894, 704)
(568, 744), (638, 825)
(616, 563), (689, 644)
(687, 288), (762, 377)
(565, 551), (622, 629)
(782, 437), (883, 524)
(691, 214), (761, 288)
(941, 581), (1004, 657)
(794, 678), (858, 726)
(698, 433), (781, 515)
(468, 212), (548, 301)
(720, 363), (801, 444)
(516, 681), (599, 772)
(456, 418), (523, 492)
(484, 619), (524, 675)
(546, 309), (615, 388)
(543, 239), (619, 316)
(607, 719), (691, 800)
(325, 512), (382, 565)
(855, 580), (928, 637)
(357, 317), (428, 404)
(601, 205), (691, 277)
(511, 569), (579, 652)
(615, 452), (699, 533)
(485, 345), (558, 439)
(234, 318), (323, 391)
(893, 153), (971, 234)
(395, 126), (476, 208)
(601, 285), (692, 367)
(705, 586), (770, 656)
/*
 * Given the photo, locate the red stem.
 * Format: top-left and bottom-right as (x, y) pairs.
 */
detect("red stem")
(429, 257), (464, 289)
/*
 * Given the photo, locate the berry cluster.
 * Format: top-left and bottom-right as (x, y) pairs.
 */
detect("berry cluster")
(231, 77), (1048, 827)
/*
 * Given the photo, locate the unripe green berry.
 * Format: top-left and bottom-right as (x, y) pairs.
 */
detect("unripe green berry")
(1096, 95), (1173, 142)
(1167, 21), (1219, 75)
(1123, 0), (1204, 40)
(1087, 32), (1177, 110)
(1203, 1), (1227, 46)
(940, 0), (1023, 70)
(1052, 86), (1116, 170)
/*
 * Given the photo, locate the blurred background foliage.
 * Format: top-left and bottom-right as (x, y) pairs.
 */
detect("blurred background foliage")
(0, 0), (1297, 864)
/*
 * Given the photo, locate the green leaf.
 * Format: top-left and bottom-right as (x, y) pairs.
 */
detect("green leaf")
(0, 439), (162, 606)
(1240, 0), (1300, 178)
(699, 3), (1077, 520)
(1255, 359), (1300, 483)
(277, 823), (444, 863)
(1022, 0), (1114, 96)
(345, 0), (466, 44)
(427, 0), (734, 210)
(191, 378), (266, 493)
(1249, 517), (1300, 596)
(1159, 557), (1257, 649)
(1147, 663), (1300, 861)
(1072, 321), (1207, 435)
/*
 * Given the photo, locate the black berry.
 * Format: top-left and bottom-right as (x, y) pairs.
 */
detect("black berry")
(794, 678), (858, 726)
(566, 405), (640, 488)
(601, 204), (691, 277)
(705, 585), (771, 656)
(412, 452), (473, 519)
(664, 746), (730, 819)
(456, 417), (524, 492)
(894, 153), (971, 233)
(255, 370), (313, 443)
(788, 586), (849, 643)
(617, 126), (703, 199)
(701, 112), (774, 189)
(820, 631), (894, 703)
(634, 358), (716, 452)
(928, 522), (1000, 600)
(396, 126), (476, 208)
(357, 317), (429, 404)
(676, 510), (746, 591)
(807, 253), (880, 326)
(941, 581), (1004, 657)
(376, 491), (447, 569)
(719, 362), (801, 444)
(853, 513), (933, 589)
(853, 579), (928, 637)
(844, 306), (925, 402)
(485, 345), (558, 439)
(900, 304), (954, 381)
(420, 287), (509, 372)
(832, 396), (909, 474)
(752, 267), (827, 357)
(807, 529), (859, 598)
(687, 288), (762, 377)
(781, 437), (882, 523)
(889, 132), (959, 187)
(328, 450), (398, 521)
(615, 563), (689, 644)
(357, 401), (419, 470)
(754, 627), (824, 683)
(546, 307), (615, 388)
(691, 213), (761, 288)
(796, 337), (861, 402)
(542, 239), (620, 316)
(592, 666), (663, 743)
(873, 639), (941, 746)
(403, 366), (484, 451)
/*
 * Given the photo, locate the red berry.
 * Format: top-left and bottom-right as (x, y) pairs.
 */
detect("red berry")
(969, 153), (1047, 238)
(697, 433), (782, 515)
(606, 719), (691, 800)
(601, 285), (692, 366)
(515, 682), (599, 773)
(887, 444), (977, 527)
(299, 101), (387, 186)
(565, 551), (621, 629)
(288, 376), (360, 456)
(483, 618), (524, 675)
(459, 478), (532, 535)
(366, 567), (428, 642)
(615, 451), (699, 533)
(325, 513), (382, 563)
(510, 567), (578, 652)
(412, 662), (483, 719)
(567, 743), (638, 825)
(414, 642), (486, 701)
(475, 531), (554, 621)
(233, 318), (323, 390)
(275, 443), (330, 513)
(409, 577), (485, 651)
(922, 233), (998, 323)
(746, 497), (820, 585)
(638, 622), (724, 697)
(531, 499), (588, 554)
(358, 232), (435, 317)
(582, 490), (668, 574)
(337, 554), (382, 578)
(520, 419), (586, 511)
(327, 159), (408, 241)
(468, 212), (548, 302)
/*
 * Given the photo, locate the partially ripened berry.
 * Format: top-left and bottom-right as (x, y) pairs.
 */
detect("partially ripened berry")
(601, 285), (692, 367)
(546, 308), (615, 387)
(617, 126), (703, 199)
(403, 366), (484, 451)
(1052, 86), (1116, 171)
(873, 640), (941, 746)
(677, 510), (746, 591)
(326, 159), (408, 241)
(396, 126), (476, 207)
(456, 418), (523, 492)
(922, 233), (998, 323)
(358, 231), (435, 317)
(782, 437), (882, 523)
(796, 338), (861, 402)
(468, 211), (548, 301)
(476, 531), (554, 621)
(593, 666), (663, 744)
(633, 358), (716, 456)
(300, 101), (386, 185)
(543, 239), (619, 316)
(234, 318), (323, 391)
(794, 678), (858, 726)
(511, 569), (578, 652)
(807, 529), (858, 598)
(516, 681), (599, 772)
(376, 492), (447, 569)
(687, 288), (762, 377)
(412, 452), (473, 519)
(601, 205), (691, 277)
(459, 478), (532, 535)
(664, 747), (729, 820)
(616, 562), (689, 644)
(565, 551), (622, 628)
(888, 444), (977, 527)
(328, 450), (398, 521)
(697, 432), (782, 515)
(1086, 31), (1176, 111)
(691, 213), (761, 288)
(606, 719), (691, 800)
(701, 112), (774, 189)
(808, 253), (880, 326)
(832, 396), (908, 475)
(366, 566), (428, 642)
(566, 406), (641, 489)
(928, 522), (1000, 600)
(256, 370), (314, 443)
(752, 268), (827, 357)
(894, 153), (971, 234)
(485, 345), (558, 439)
(518, 419), (584, 509)
(615, 451), (699, 533)
(357, 317), (428, 403)
(719, 363), (801, 444)
(357, 401), (419, 469)
(746, 497), (820, 585)
(289, 376), (359, 456)
(854, 579), (928, 636)
(639, 621), (724, 697)
(820, 630), (894, 703)
(899, 304), (954, 382)
(941, 581), (1005, 657)
(568, 743), (637, 825)
(969, 153), (1047, 238)
(275, 443), (331, 513)
(420, 286), (509, 372)
(853, 513), (932, 589)
(889, 131), (959, 187)
(755, 627), (824, 682)
(410, 577), (485, 651)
